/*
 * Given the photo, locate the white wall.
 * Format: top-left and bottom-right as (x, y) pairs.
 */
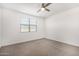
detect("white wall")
(0, 7), (2, 47)
(45, 7), (79, 46)
(2, 8), (45, 46)
(2, 5), (79, 47)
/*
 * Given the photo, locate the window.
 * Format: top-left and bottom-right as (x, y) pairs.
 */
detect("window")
(20, 17), (37, 32)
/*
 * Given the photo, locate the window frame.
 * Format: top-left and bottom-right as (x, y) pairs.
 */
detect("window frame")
(20, 18), (37, 32)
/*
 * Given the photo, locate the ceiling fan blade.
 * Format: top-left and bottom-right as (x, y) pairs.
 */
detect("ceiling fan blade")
(44, 3), (51, 7)
(37, 9), (41, 12)
(42, 3), (45, 7)
(45, 8), (50, 12)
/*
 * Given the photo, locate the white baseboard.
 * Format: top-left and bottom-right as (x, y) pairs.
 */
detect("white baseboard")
(46, 37), (79, 47)
(1, 37), (79, 47)
(1, 37), (44, 47)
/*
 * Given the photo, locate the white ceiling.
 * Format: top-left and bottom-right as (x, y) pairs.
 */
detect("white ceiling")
(1, 3), (79, 18)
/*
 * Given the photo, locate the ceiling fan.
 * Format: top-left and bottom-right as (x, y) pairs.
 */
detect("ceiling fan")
(37, 3), (52, 12)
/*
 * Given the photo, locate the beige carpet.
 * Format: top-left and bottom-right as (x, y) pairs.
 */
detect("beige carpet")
(0, 38), (79, 56)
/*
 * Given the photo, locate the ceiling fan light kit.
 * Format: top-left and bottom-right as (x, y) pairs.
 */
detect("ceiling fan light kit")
(41, 7), (45, 11)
